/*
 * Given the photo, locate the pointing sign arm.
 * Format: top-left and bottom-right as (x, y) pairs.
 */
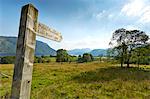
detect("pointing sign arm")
(37, 22), (62, 42)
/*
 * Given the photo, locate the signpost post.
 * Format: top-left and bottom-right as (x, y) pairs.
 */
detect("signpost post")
(11, 4), (62, 99)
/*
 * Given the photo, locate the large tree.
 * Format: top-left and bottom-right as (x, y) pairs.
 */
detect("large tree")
(109, 28), (149, 67)
(56, 49), (69, 62)
(77, 53), (94, 63)
(82, 53), (93, 62)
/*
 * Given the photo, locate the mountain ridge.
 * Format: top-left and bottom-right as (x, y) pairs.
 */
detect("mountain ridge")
(0, 36), (56, 56)
(68, 48), (107, 56)
(68, 48), (91, 55)
(0, 36), (108, 57)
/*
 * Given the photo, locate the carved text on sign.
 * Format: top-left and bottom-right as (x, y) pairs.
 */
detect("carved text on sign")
(37, 22), (62, 42)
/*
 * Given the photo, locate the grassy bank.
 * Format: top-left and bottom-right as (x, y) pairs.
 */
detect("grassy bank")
(0, 62), (150, 98)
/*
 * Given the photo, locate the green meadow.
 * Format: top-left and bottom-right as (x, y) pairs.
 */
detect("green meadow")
(0, 62), (150, 99)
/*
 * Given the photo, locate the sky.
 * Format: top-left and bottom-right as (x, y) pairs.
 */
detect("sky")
(0, 0), (150, 50)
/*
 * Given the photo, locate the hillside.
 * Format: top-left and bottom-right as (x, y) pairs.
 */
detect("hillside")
(68, 48), (107, 56)
(90, 49), (107, 56)
(68, 48), (91, 56)
(0, 36), (56, 56)
(0, 36), (108, 57)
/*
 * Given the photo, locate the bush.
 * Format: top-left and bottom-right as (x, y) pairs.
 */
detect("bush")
(56, 49), (69, 62)
(0, 56), (15, 64)
(34, 56), (52, 63)
(77, 53), (94, 63)
(0, 56), (53, 64)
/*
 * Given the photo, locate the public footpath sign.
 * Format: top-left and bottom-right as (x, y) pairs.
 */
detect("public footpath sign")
(11, 4), (62, 99)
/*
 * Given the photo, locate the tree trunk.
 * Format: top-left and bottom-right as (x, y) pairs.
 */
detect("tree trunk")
(127, 58), (130, 68)
(121, 49), (124, 68)
(120, 55), (123, 68)
(137, 56), (140, 68)
(121, 60), (123, 67)
(137, 51), (140, 68)
(127, 51), (131, 68)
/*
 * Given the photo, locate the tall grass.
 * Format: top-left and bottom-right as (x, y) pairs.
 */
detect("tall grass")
(0, 62), (150, 98)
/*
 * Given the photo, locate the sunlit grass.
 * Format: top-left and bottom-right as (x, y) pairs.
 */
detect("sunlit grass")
(0, 62), (150, 98)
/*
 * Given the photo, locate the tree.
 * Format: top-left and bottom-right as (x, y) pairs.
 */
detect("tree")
(77, 53), (93, 63)
(131, 44), (150, 66)
(109, 28), (149, 68)
(67, 55), (73, 63)
(56, 49), (69, 62)
(0, 56), (15, 64)
(82, 53), (93, 62)
(77, 55), (83, 63)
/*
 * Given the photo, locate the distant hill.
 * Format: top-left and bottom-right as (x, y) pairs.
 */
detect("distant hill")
(68, 48), (107, 56)
(68, 48), (91, 56)
(0, 36), (56, 56)
(90, 49), (107, 56)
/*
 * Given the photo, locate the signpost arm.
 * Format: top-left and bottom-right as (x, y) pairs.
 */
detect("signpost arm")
(11, 4), (38, 99)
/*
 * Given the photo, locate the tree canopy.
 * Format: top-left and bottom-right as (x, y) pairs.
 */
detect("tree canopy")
(109, 28), (149, 67)
(77, 53), (94, 63)
(56, 49), (69, 62)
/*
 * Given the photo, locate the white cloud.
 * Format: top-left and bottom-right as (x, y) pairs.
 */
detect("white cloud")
(93, 10), (106, 20)
(121, 0), (150, 23)
(139, 6), (150, 23)
(93, 10), (114, 21)
(121, 0), (144, 17)
(108, 14), (114, 19)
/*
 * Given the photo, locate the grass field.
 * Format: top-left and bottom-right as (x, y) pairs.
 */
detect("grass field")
(0, 62), (150, 99)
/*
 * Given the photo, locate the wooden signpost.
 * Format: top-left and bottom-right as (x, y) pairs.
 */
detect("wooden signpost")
(11, 4), (62, 99)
